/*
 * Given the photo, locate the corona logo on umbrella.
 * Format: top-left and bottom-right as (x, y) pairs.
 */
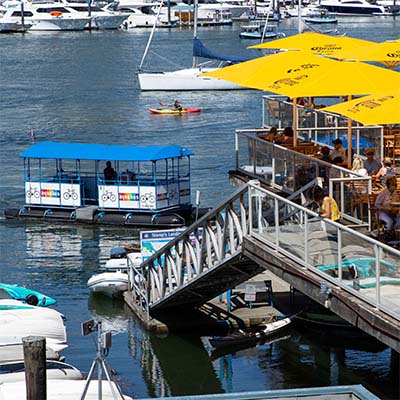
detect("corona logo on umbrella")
(323, 90), (400, 126)
(332, 39), (400, 69)
(249, 32), (374, 56)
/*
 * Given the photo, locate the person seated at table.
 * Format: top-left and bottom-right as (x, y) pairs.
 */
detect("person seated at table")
(276, 126), (294, 145)
(351, 157), (368, 176)
(375, 157), (396, 186)
(364, 148), (381, 176)
(330, 138), (347, 167)
(320, 146), (332, 163)
(257, 126), (277, 142)
(104, 161), (117, 183)
(375, 175), (400, 240)
(313, 186), (341, 222)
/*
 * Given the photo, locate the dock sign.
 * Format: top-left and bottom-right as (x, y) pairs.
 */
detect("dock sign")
(244, 284), (257, 302)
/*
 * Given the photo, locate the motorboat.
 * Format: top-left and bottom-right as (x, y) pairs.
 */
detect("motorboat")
(1, 0), (91, 31)
(0, 360), (83, 383)
(0, 282), (56, 307)
(319, 0), (385, 15)
(239, 22), (285, 40)
(4, 141), (209, 228)
(0, 337), (61, 365)
(87, 270), (129, 298)
(116, 1), (179, 29)
(137, 0), (248, 91)
(0, 379), (133, 399)
(0, 8), (32, 32)
(105, 246), (141, 271)
(209, 316), (292, 349)
(0, 299), (67, 352)
(304, 9), (338, 23)
(59, 0), (129, 29)
(197, 4), (233, 25)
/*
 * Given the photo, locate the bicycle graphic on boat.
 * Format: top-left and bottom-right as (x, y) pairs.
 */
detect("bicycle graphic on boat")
(140, 193), (155, 207)
(26, 187), (40, 199)
(101, 190), (117, 202)
(63, 188), (78, 201)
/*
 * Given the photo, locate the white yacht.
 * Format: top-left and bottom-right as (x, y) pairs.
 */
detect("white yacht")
(114, 1), (178, 29)
(1, 0), (91, 31)
(319, 0), (385, 15)
(59, 0), (129, 29)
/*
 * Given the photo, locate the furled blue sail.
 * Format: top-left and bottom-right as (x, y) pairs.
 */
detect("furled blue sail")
(193, 37), (252, 63)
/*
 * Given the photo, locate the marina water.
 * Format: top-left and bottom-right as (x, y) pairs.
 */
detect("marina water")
(0, 16), (399, 399)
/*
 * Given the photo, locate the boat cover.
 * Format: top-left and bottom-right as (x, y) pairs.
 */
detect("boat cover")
(193, 37), (252, 63)
(20, 142), (193, 161)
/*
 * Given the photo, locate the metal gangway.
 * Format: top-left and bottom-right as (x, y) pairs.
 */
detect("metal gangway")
(127, 181), (400, 352)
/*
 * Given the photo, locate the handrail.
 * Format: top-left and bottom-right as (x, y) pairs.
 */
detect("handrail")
(128, 180), (400, 324)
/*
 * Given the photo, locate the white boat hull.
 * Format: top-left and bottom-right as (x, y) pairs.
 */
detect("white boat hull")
(138, 67), (244, 91)
(0, 300), (67, 352)
(28, 16), (90, 31)
(0, 361), (83, 383)
(0, 379), (133, 400)
(87, 271), (129, 297)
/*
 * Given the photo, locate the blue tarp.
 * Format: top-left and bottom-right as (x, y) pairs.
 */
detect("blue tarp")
(20, 142), (193, 161)
(193, 37), (252, 63)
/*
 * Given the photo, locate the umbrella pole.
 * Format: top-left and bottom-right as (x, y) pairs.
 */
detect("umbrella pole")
(293, 97), (298, 146)
(347, 95), (353, 168)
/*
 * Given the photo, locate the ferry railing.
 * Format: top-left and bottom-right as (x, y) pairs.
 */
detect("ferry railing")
(248, 181), (400, 321)
(127, 185), (249, 320)
(261, 95), (384, 160)
(235, 130), (371, 228)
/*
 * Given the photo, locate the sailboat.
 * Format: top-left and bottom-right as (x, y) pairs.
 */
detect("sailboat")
(137, 0), (249, 91)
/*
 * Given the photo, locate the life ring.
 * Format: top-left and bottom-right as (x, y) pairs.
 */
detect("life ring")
(50, 11), (63, 17)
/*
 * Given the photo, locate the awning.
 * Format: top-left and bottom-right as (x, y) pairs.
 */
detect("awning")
(20, 142), (193, 161)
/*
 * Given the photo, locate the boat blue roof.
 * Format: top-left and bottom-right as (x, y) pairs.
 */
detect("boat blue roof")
(20, 142), (193, 161)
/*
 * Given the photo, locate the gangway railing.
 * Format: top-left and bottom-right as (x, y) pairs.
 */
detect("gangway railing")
(235, 130), (371, 227)
(248, 181), (400, 321)
(128, 181), (400, 324)
(128, 185), (249, 320)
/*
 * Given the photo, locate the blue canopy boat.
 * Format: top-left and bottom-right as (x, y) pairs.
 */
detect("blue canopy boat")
(0, 283), (57, 307)
(5, 141), (205, 227)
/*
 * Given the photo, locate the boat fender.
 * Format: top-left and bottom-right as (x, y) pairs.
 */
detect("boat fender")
(70, 210), (77, 220)
(25, 293), (39, 306)
(97, 212), (105, 219)
(19, 207), (27, 216)
(44, 209), (53, 217)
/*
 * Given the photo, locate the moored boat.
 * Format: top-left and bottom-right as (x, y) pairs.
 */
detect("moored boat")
(0, 282), (56, 307)
(209, 316), (292, 349)
(87, 270), (129, 298)
(0, 299), (68, 352)
(4, 141), (208, 228)
(0, 360), (83, 383)
(239, 22), (285, 40)
(304, 9), (338, 23)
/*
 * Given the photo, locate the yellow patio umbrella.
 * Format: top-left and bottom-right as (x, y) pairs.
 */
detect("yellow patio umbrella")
(249, 32), (374, 56)
(202, 51), (400, 165)
(322, 89), (400, 126)
(201, 51), (400, 98)
(331, 39), (400, 69)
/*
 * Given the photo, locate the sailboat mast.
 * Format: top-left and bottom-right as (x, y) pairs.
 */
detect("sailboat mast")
(193, 0), (199, 68)
(138, 2), (163, 71)
(298, 0), (302, 34)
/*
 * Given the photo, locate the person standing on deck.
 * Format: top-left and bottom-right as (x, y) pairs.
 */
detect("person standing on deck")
(104, 161), (117, 183)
